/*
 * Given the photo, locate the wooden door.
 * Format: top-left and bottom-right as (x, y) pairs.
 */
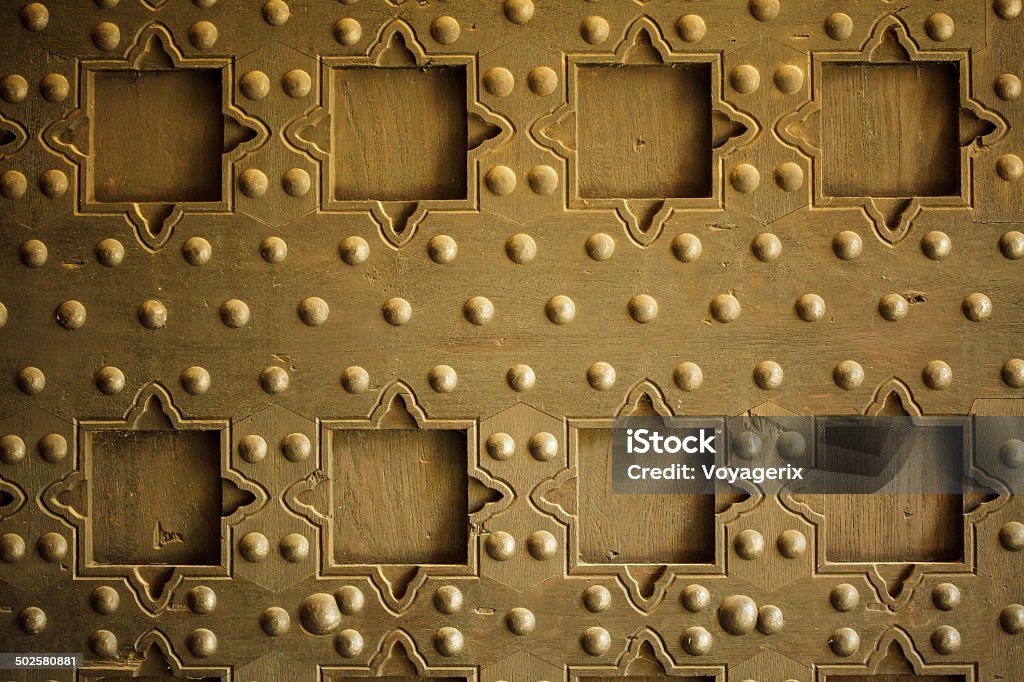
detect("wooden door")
(0, 1), (1022, 680)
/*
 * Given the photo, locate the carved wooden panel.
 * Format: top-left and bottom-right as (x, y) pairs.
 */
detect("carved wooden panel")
(1, 1), (1023, 681)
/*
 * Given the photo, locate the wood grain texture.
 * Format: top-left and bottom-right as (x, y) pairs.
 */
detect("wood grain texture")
(92, 69), (223, 203)
(92, 671), (220, 675)
(331, 429), (468, 564)
(816, 492), (964, 562)
(831, 671), (966, 675)
(577, 64), (712, 199)
(821, 63), (960, 197)
(585, 671), (712, 675)
(89, 429), (222, 565)
(0, 1), (1021, 679)
(576, 428), (714, 564)
(333, 678), (463, 682)
(800, 404), (965, 562)
(333, 66), (467, 201)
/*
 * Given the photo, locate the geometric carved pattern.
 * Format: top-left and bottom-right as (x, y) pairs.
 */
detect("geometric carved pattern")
(537, 17), (757, 244)
(1, 1), (1023, 681)
(778, 15), (1007, 244)
(42, 382), (265, 614)
(287, 20), (512, 247)
(43, 24), (268, 251)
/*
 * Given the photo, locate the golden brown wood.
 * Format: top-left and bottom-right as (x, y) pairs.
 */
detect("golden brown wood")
(90, 429), (223, 565)
(92, 68), (224, 203)
(0, 1), (1022, 681)
(577, 64), (712, 199)
(333, 65), (468, 201)
(576, 427), (714, 564)
(331, 428), (468, 565)
(821, 62), (961, 197)
(839, 677), (963, 682)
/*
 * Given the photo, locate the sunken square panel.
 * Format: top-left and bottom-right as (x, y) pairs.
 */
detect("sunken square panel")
(810, 424), (965, 563)
(827, 671), (962, 675)
(91, 69), (224, 203)
(331, 429), (469, 564)
(88, 671), (222, 675)
(332, 678), (465, 682)
(577, 64), (712, 199)
(821, 62), (960, 197)
(89, 430), (222, 565)
(576, 428), (714, 564)
(818, 494), (963, 563)
(581, 678), (712, 682)
(332, 67), (468, 201)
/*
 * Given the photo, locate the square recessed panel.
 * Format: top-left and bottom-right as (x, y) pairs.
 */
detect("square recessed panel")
(577, 64), (712, 199)
(89, 430), (222, 565)
(92, 69), (224, 203)
(816, 493), (963, 562)
(808, 424), (965, 563)
(821, 62), (960, 197)
(331, 429), (468, 564)
(332, 67), (468, 201)
(576, 428), (714, 564)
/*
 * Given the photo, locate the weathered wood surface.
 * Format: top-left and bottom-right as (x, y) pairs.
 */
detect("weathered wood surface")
(0, 0), (1022, 680)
